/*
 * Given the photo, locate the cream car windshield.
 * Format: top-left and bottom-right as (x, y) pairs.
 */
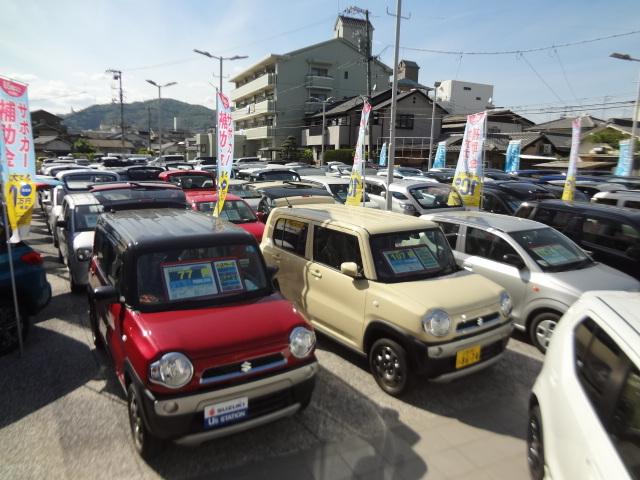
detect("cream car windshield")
(370, 229), (458, 282)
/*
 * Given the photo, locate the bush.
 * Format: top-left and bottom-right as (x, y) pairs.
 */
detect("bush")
(299, 149), (314, 164)
(324, 148), (355, 165)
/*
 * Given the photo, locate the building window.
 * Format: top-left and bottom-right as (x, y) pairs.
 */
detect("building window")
(310, 66), (329, 77)
(463, 86), (472, 91)
(476, 97), (481, 101)
(396, 114), (414, 130)
(344, 71), (349, 80)
(542, 144), (552, 154)
(309, 92), (327, 102)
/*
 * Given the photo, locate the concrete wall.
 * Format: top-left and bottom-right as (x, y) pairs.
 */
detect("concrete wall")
(437, 80), (494, 115)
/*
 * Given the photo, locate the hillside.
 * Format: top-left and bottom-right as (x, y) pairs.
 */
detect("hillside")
(62, 99), (216, 132)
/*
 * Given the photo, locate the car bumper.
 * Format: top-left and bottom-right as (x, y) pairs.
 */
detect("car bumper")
(418, 320), (513, 381)
(137, 361), (318, 445)
(69, 257), (89, 286)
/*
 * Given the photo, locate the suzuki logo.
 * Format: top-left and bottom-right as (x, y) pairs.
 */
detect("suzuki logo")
(240, 361), (252, 373)
(477, 317), (484, 327)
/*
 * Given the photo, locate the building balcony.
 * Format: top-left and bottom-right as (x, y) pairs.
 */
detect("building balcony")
(301, 124), (349, 148)
(231, 73), (275, 102)
(232, 99), (275, 122)
(240, 125), (273, 140)
(305, 75), (333, 90)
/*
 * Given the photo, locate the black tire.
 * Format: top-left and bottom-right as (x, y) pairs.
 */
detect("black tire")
(127, 383), (163, 460)
(529, 312), (561, 353)
(369, 338), (412, 397)
(527, 405), (545, 480)
(0, 301), (29, 356)
(88, 300), (103, 349)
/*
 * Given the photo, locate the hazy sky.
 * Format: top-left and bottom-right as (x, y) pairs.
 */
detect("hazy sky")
(2, 0), (639, 122)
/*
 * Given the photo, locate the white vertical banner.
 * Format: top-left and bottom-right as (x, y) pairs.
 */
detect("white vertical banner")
(562, 117), (582, 202)
(214, 91), (234, 217)
(346, 100), (372, 206)
(451, 111), (487, 208)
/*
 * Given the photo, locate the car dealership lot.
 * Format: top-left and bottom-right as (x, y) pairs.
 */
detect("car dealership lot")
(0, 213), (543, 480)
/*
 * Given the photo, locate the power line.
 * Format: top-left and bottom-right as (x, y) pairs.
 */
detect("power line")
(518, 52), (565, 104)
(400, 28), (640, 55)
(552, 48), (580, 104)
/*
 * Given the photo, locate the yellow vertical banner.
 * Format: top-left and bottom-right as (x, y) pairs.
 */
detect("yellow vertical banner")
(346, 100), (372, 206)
(451, 112), (486, 208)
(0, 77), (37, 242)
(562, 117), (582, 202)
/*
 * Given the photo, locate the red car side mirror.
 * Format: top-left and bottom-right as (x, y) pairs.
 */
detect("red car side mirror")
(256, 211), (266, 223)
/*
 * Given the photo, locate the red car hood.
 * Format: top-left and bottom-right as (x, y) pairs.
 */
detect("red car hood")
(238, 221), (265, 241)
(184, 189), (217, 202)
(133, 293), (304, 360)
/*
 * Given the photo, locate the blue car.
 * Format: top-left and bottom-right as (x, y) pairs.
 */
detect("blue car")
(0, 220), (51, 355)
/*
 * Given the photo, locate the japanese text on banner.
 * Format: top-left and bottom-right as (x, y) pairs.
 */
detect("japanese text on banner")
(562, 117), (582, 201)
(346, 100), (371, 206)
(0, 77), (36, 241)
(451, 112), (486, 208)
(215, 91), (234, 217)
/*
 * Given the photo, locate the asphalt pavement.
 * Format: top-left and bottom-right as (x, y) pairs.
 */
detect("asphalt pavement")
(0, 210), (544, 479)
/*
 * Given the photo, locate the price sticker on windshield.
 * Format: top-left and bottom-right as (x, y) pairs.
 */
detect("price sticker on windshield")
(531, 244), (578, 266)
(162, 262), (218, 300)
(383, 249), (425, 274)
(214, 260), (244, 293)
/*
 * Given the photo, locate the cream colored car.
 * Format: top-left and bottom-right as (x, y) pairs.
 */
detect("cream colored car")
(260, 204), (514, 396)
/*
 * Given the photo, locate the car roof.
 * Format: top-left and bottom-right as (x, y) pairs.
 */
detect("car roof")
(274, 204), (437, 235)
(188, 193), (241, 202)
(424, 211), (547, 232)
(594, 189), (640, 198)
(259, 185), (332, 198)
(62, 192), (101, 207)
(159, 169), (215, 179)
(524, 199), (640, 220)
(300, 175), (348, 185)
(366, 177), (438, 189)
(90, 181), (181, 192)
(99, 208), (251, 250)
(584, 291), (640, 343)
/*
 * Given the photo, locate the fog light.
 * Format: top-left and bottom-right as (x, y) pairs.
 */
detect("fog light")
(163, 401), (178, 414)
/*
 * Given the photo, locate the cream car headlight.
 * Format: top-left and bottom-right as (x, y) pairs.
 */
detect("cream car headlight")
(500, 291), (513, 317)
(149, 352), (194, 389)
(289, 327), (316, 359)
(422, 309), (451, 337)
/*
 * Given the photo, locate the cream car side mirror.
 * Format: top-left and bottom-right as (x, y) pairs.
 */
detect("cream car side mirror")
(340, 262), (361, 278)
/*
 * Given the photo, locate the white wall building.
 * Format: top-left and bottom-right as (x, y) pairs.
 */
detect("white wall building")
(435, 80), (494, 115)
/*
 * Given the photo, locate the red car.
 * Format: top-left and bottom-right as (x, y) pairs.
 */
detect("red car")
(87, 208), (317, 458)
(189, 192), (265, 241)
(158, 170), (216, 199)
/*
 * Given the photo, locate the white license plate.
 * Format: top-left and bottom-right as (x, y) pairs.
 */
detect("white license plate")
(203, 397), (249, 429)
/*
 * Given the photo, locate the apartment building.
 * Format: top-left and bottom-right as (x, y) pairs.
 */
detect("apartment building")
(229, 15), (392, 158)
(435, 80), (494, 115)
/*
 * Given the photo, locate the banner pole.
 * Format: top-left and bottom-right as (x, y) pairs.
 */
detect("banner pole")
(0, 179), (23, 356)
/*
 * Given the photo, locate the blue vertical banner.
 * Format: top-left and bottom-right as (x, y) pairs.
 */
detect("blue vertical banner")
(615, 139), (632, 177)
(0, 77), (36, 242)
(378, 142), (387, 167)
(433, 141), (446, 169)
(504, 140), (521, 172)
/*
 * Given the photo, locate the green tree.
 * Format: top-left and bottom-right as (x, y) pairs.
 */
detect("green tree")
(280, 135), (298, 161)
(588, 128), (639, 149)
(299, 149), (314, 164)
(73, 138), (95, 154)
(324, 148), (355, 165)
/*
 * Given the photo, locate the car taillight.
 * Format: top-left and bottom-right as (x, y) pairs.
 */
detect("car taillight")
(20, 251), (43, 265)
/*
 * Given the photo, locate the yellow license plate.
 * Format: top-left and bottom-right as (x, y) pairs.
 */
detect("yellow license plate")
(455, 345), (481, 369)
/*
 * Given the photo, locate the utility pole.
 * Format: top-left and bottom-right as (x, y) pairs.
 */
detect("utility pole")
(428, 81), (441, 170)
(106, 69), (125, 152)
(147, 106), (152, 151)
(385, 0), (409, 210)
(610, 52), (640, 175)
(146, 80), (178, 156)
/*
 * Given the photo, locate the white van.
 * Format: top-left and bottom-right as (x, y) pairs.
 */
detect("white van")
(591, 190), (640, 210)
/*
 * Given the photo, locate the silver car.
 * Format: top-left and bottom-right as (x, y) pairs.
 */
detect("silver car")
(366, 177), (465, 216)
(422, 211), (640, 352)
(56, 193), (103, 292)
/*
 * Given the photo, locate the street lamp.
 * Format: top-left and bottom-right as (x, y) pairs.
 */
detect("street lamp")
(146, 79), (177, 156)
(309, 96), (335, 166)
(193, 49), (248, 94)
(610, 52), (640, 175)
(427, 81), (441, 170)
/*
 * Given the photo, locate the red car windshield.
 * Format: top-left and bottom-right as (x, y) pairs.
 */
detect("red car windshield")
(196, 200), (257, 223)
(136, 244), (268, 309)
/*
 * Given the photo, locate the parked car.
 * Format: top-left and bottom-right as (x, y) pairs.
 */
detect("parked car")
(158, 170), (216, 195)
(509, 169), (562, 179)
(114, 165), (165, 181)
(591, 189), (640, 210)
(89, 181), (188, 210)
(246, 168), (301, 182)
(88, 208), (317, 457)
(528, 291), (640, 480)
(365, 177), (465, 216)
(376, 167), (426, 179)
(480, 181), (556, 215)
(423, 211), (640, 352)
(0, 218), (51, 355)
(189, 192), (265, 241)
(261, 204), (513, 396)
(151, 154), (185, 167)
(255, 184), (335, 221)
(299, 175), (378, 208)
(56, 193), (104, 291)
(515, 200), (640, 279)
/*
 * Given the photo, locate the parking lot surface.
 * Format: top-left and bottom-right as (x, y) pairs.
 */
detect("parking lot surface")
(0, 212), (544, 479)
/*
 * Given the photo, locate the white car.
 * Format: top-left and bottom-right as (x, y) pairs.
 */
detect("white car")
(299, 175), (379, 208)
(591, 189), (640, 210)
(528, 291), (640, 480)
